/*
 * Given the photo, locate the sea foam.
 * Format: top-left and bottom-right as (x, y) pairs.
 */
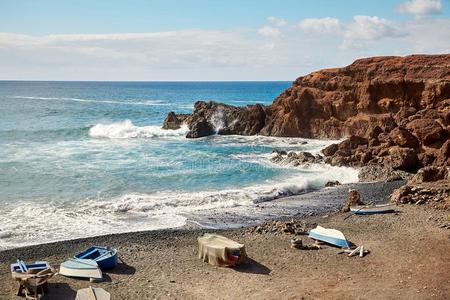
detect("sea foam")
(0, 162), (358, 250)
(89, 120), (188, 139)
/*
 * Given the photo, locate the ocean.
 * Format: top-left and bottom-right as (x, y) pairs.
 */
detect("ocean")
(0, 81), (358, 250)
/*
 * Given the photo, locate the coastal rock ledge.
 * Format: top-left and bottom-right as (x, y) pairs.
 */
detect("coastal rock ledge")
(164, 54), (449, 174)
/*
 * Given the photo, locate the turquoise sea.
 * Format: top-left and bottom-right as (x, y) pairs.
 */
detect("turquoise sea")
(0, 81), (358, 249)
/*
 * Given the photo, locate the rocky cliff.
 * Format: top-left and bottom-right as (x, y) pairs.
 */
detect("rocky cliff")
(163, 54), (450, 173)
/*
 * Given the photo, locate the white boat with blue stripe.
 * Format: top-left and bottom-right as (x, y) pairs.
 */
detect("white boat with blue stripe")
(308, 226), (349, 248)
(350, 203), (395, 215)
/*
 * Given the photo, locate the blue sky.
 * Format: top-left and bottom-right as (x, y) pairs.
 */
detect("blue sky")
(0, 0), (449, 80)
(1, 0), (428, 34)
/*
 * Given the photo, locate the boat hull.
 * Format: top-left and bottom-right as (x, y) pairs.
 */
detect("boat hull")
(308, 226), (349, 248)
(59, 259), (102, 280)
(10, 261), (49, 273)
(350, 204), (395, 215)
(74, 246), (118, 270)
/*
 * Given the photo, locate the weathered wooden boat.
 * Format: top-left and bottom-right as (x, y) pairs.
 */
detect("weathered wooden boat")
(59, 258), (102, 281)
(308, 226), (349, 248)
(350, 203), (395, 215)
(76, 286), (110, 300)
(74, 246), (118, 270)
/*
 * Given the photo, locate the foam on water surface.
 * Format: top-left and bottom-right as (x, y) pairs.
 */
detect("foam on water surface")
(89, 120), (189, 139)
(0, 81), (358, 250)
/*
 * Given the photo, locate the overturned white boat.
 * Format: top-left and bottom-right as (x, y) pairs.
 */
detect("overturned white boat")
(59, 258), (102, 281)
(308, 226), (349, 248)
(350, 203), (395, 215)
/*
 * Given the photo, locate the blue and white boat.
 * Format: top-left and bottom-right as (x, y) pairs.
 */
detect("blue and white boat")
(309, 226), (349, 248)
(59, 258), (103, 281)
(11, 260), (50, 273)
(74, 246), (118, 270)
(350, 204), (395, 215)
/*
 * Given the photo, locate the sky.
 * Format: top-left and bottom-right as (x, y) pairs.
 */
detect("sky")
(0, 0), (449, 81)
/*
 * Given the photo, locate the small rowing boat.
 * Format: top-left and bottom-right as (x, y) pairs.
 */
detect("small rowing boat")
(10, 260), (50, 274)
(308, 226), (349, 248)
(74, 246), (118, 270)
(350, 203), (395, 215)
(59, 258), (102, 281)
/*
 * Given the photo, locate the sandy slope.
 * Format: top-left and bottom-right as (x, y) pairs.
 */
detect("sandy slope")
(0, 204), (449, 300)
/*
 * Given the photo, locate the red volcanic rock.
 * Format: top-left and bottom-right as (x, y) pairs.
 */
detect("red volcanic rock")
(437, 140), (450, 166)
(386, 146), (418, 171)
(406, 118), (445, 146)
(389, 127), (420, 149)
(260, 55), (450, 138)
(165, 55), (449, 173)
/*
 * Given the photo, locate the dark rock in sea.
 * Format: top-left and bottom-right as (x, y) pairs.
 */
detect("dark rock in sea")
(272, 149), (287, 156)
(270, 151), (323, 166)
(185, 118), (215, 138)
(321, 144), (338, 157)
(325, 181), (341, 187)
(179, 101), (267, 138)
(162, 112), (190, 130)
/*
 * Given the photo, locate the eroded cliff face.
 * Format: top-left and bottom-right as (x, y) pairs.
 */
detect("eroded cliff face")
(261, 55), (449, 138)
(163, 54), (450, 171)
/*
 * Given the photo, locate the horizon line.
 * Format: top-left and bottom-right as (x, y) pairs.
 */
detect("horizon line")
(0, 79), (293, 83)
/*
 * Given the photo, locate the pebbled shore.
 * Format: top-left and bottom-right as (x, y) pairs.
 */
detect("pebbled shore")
(1, 181), (449, 299)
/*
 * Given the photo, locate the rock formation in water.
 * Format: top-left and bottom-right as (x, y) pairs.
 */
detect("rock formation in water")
(163, 55), (449, 176)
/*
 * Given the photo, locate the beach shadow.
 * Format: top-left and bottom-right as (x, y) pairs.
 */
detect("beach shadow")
(232, 257), (271, 275)
(106, 261), (136, 276)
(44, 282), (76, 299)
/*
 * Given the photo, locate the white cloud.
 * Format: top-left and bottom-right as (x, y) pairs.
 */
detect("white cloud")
(0, 29), (296, 80)
(0, 15), (448, 80)
(397, 0), (442, 16)
(267, 16), (288, 27)
(402, 18), (450, 52)
(299, 15), (405, 48)
(257, 26), (281, 37)
(298, 17), (342, 34)
(344, 16), (404, 40)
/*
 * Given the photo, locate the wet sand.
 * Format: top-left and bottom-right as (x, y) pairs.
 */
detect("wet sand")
(1, 182), (449, 299)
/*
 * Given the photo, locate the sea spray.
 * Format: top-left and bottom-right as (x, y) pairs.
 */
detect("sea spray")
(89, 120), (189, 139)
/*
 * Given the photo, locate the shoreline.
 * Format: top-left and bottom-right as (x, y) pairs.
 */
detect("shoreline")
(0, 180), (403, 253)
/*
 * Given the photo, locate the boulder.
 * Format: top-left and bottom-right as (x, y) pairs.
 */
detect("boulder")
(386, 146), (418, 171)
(409, 166), (449, 184)
(162, 112), (190, 130)
(325, 181), (341, 187)
(270, 151), (322, 166)
(358, 164), (413, 182)
(436, 140), (450, 166)
(406, 118), (445, 146)
(321, 143), (338, 156)
(389, 127), (420, 149)
(342, 189), (365, 212)
(185, 118), (215, 138)
(390, 185), (412, 204)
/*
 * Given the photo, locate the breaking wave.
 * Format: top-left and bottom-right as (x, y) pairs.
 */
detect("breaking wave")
(89, 120), (188, 139)
(0, 164), (358, 250)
